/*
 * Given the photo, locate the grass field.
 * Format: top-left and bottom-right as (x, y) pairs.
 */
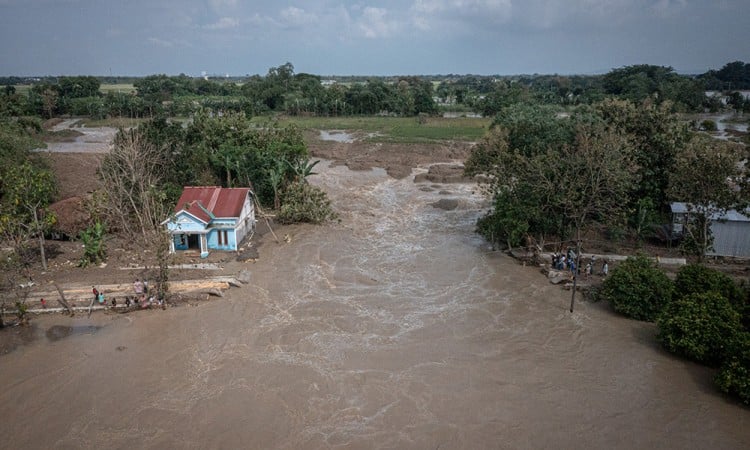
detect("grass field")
(12, 83), (136, 95)
(79, 117), (147, 128)
(99, 83), (135, 94)
(12, 84), (32, 94)
(260, 115), (491, 143)
(75, 115), (489, 143)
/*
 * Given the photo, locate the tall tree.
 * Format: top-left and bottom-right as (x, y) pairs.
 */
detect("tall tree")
(57, 76), (101, 98)
(667, 136), (749, 259)
(466, 106), (636, 262)
(0, 161), (57, 271)
(99, 128), (172, 237)
(596, 98), (692, 215)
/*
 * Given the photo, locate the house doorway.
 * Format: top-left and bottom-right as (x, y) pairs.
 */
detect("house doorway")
(187, 234), (201, 250)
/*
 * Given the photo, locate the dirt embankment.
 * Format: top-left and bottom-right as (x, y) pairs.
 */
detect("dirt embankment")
(307, 139), (473, 179)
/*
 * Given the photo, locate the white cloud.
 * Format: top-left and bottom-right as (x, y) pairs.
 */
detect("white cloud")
(279, 6), (317, 28)
(411, 0), (512, 31)
(409, 0), (653, 32)
(514, 0), (637, 27)
(357, 6), (400, 38)
(208, 0), (237, 10)
(652, 0), (688, 17)
(203, 17), (239, 30)
(147, 37), (174, 48)
(412, 0), (513, 16)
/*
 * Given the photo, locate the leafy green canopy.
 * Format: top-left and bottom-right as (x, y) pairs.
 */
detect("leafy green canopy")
(657, 292), (743, 366)
(180, 112), (309, 206)
(0, 120), (57, 273)
(667, 136), (750, 259)
(596, 255), (674, 322)
(602, 64), (705, 111)
(674, 264), (749, 330)
(465, 103), (636, 247)
(596, 98), (692, 214)
(104, 113), (331, 232)
(715, 333), (750, 405)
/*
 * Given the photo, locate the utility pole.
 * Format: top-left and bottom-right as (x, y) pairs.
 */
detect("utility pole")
(569, 236), (582, 313)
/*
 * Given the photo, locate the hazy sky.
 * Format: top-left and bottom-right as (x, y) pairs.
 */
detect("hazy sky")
(1, 0), (748, 76)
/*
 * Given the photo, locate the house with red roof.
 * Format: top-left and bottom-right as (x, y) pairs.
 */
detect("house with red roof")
(163, 186), (256, 257)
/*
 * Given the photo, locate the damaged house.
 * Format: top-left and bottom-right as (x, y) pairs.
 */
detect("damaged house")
(163, 186), (256, 258)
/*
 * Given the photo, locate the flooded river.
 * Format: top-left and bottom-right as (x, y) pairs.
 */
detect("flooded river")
(0, 162), (748, 448)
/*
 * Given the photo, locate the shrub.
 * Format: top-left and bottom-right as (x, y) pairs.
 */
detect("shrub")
(657, 292), (743, 366)
(715, 333), (750, 405)
(675, 264), (749, 329)
(78, 221), (106, 267)
(675, 264), (744, 304)
(596, 255), (674, 321)
(278, 182), (337, 224)
(700, 119), (717, 132)
(14, 300), (28, 325)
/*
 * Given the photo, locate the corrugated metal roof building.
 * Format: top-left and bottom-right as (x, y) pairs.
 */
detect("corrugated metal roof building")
(671, 202), (750, 258)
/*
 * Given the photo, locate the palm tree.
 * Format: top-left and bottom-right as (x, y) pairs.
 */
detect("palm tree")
(287, 159), (320, 183)
(266, 160), (286, 210)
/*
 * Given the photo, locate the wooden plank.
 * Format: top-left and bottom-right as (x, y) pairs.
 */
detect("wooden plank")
(4, 277), (239, 304)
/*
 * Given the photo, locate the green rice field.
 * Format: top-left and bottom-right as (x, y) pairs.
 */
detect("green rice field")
(261, 115), (491, 143)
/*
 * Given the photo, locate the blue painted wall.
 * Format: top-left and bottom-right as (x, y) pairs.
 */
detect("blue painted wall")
(207, 228), (238, 251)
(167, 212), (208, 233)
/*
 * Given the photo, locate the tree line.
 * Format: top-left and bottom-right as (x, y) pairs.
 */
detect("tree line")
(3, 61), (750, 121)
(99, 112), (335, 239)
(465, 99), (749, 259)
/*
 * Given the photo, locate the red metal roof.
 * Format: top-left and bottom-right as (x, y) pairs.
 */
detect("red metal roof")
(174, 187), (251, 221)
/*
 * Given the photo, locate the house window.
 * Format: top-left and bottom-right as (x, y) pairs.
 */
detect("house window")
(217, 230), (229, 246)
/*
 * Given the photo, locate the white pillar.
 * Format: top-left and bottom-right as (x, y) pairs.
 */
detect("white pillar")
(200, 233), (208, 258)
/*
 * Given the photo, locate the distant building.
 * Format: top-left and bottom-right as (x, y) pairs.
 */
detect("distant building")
(670, 202), (750, 258)
(163, 186), (256, 258)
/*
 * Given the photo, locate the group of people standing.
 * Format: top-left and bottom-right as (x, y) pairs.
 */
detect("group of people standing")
(90, 278), (158, 310)
(551, 249), (609, 278)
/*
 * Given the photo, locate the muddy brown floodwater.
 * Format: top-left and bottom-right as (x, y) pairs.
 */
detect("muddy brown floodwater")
(1, 161), (748, 449)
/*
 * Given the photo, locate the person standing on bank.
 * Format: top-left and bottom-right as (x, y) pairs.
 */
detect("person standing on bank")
(133, 279), (144, 297)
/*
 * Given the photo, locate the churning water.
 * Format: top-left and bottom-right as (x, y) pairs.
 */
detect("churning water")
(0, 162), (747, 448)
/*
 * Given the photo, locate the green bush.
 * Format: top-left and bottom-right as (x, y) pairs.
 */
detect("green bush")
(596, 255), (674, 321)
(78, 221), (106, 267)
(675, 264), (748, 329)
(700, 119), (717, 132)
(657, 292), (743, 366)
(715, 333), (750, 405)
(278, 182), (337, 224)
